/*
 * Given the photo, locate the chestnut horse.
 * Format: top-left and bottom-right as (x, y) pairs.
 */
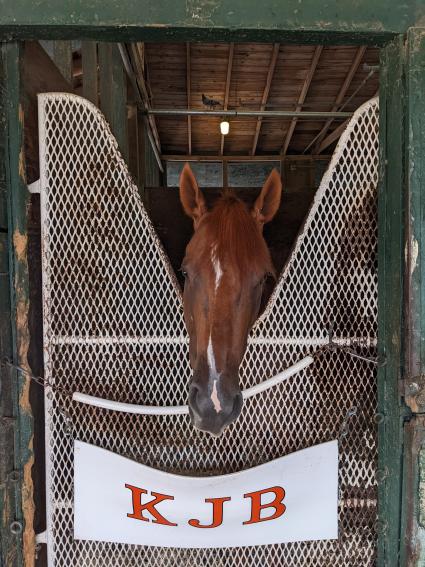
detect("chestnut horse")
(179, 164), (282, 436)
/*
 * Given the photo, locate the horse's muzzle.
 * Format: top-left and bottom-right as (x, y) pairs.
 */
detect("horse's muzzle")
(188, 380), (243, 436)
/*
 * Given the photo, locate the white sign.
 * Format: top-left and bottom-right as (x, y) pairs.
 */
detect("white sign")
(74, 440), (338, 548)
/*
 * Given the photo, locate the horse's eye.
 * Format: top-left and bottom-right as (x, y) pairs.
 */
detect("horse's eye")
(180, 267), (188, 279)
(256, 273), (272, 288)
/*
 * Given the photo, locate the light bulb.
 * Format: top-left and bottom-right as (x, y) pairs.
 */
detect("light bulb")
(220, 121), (230, 135)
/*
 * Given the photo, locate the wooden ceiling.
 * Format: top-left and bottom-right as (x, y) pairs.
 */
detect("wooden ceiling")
(142, 43), (379, 158)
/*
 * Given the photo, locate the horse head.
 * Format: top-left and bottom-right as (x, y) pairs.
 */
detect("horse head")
(179, 163), (282, 436)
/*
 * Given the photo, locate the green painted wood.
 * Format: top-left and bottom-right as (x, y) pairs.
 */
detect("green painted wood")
(98, 43), (128, 162)
(1, 41), (35, 567)
(406, 28), (425, 384)
(53, 40), (73, 84)
(402, 27), (425, 565)
(82, 41), (98, 105)
(377, 35), (407, 567)
(0, 0), (424, 42)
(418, 442), (425, 564)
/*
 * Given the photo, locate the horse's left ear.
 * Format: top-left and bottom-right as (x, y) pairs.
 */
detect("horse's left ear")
(179, 163), (207, 228)
(252, 169), (282, 225)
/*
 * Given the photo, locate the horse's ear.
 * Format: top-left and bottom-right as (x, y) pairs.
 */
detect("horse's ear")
(179, 163), (207, 227)
(252, 168), (282, 225)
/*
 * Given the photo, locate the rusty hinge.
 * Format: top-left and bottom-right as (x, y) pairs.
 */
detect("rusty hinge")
(405, 375), (425, 413)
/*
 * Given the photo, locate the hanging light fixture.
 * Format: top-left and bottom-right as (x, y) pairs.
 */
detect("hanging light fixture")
(220, 121), (230, 135)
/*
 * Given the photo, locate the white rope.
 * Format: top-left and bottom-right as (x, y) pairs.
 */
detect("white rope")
(72, 355), (314, 416)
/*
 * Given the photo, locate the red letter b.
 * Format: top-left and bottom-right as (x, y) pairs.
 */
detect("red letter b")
(243, 486), (286, 525)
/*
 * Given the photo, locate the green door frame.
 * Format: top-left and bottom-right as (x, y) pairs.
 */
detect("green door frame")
(1, 3), (425, 565)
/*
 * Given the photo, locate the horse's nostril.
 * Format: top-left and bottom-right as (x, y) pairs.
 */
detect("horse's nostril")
(232, 391), (243, 417)
(188, 384), (200, 416)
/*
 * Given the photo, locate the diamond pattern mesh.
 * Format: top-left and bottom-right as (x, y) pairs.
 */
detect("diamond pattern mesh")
(39, 93), (379, 566)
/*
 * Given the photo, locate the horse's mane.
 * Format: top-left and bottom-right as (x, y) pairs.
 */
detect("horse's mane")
(203, 193), (274, 278)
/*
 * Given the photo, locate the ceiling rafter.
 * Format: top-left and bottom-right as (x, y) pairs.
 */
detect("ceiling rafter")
(307, 45), (367, 154)
(186, 42), (192, 155)
(251, 43), (280, 156)
(317, 118), (350, 153)
(220, 43), (234, 156)
(281, 45), (323, 157)
(317, 88), (378, 154)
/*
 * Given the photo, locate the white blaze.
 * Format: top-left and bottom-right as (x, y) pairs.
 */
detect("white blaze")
(211, 380), (221, 413)
(207, 337), (222, 413)
(207, 245), (223, 412)
(211, 245), (223, 291)
(207, 335), (217, 375)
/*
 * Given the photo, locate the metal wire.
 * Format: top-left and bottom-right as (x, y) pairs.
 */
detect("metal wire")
(147, 109), (353, 119)
(38, 93), (379, 566)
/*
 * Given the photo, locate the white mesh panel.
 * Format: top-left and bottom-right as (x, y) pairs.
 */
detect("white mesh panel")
(39, 93), (379, 566)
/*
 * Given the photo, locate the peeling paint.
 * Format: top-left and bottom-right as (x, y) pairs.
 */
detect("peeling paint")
(185, 0), (220, 25)
(13, 229), (27, 264)
(13, 226), (35, 566)
(19, 147), (25, 182)
(13, 223), (34, 567)
(411, 235), (419, 276)
(392, 331), (399, 348)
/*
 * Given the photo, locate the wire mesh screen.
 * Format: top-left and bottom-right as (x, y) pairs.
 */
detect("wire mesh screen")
(39, 93), (379, 566)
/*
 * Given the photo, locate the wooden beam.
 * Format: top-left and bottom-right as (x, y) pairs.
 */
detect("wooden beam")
(98, 43), (128, 160)
(0, 4), (419, 42)
(281, 45), (323, 156)
(81, 42), (98, 105)
(127, 103), (140, 184)
(317, 118), (349, 153)
(222, 160), (228, 187)
(53, 40), (73, 84)
(1, 41), (36, 567)
(251, 43), (279, 156)
(377, 35), (405, 567)
(162, 154), (331, 162)
(220, 43), (234, 156)
(186, 42), (192, 155)
(130, 43), (162, 153)
(309, 46), (366, 154)
(120, 43), (163, 172)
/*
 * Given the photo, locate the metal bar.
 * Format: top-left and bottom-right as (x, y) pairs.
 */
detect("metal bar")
(118, 43), (164, 173)
(251, 43), (280, 156)
(162, 154), (332, 162)
(72, 356), (314, 415)
(220, 43), (234, 156)
(281, 45), (323, 156)
(148, 109), (353, 118)
(51, 335), (375, 347)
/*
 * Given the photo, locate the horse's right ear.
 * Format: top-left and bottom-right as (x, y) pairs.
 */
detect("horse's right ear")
(179, 163), (207, 227)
